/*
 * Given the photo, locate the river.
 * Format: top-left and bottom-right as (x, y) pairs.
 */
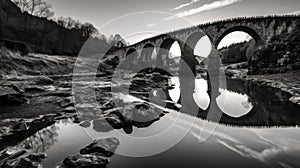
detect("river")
(4, 74), (300, 168)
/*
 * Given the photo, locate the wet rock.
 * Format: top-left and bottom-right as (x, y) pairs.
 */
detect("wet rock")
(13, 122), (29, 132)
(290, 96), (300, 105)
(61, 107), (76, 113)
(0, 85), (27, 105)
(79, 121), (91, 128)
(34, 76), (54, 85)
(27, 153), (46, 163)
(0, 150), (42, 168)
(61, 154), (108, 168)
(126, 102), (163, 126)
(0, 127), (13, 138)
(45, 91), (72, 97)
(58, 82), (72, 88)
(24, 86), (46, 93)
(92, 119), (114, 132)
(122, 125), (133, 134)
(104, 110), (126, 129)
(105, 116), (124, 129)
(6, 158), (40, 168)
(79, 137), (120, 157)
(73, 116), (81, 124)
(0, 149), (9, 161)
(59, 97), (74, 108)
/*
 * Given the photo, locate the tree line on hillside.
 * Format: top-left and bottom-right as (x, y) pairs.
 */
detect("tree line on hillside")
(249, 20), (300, 74)
(219, 39), (256, 64)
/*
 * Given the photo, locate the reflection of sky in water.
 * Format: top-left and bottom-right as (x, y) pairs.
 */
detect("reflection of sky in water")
(39, 110), (300, 168)
(24, 75), (299, 168)
(169, 77), (253, 117)
(217, 89), (253, 118)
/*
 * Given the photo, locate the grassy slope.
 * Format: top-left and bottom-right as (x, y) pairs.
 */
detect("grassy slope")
(0, 49), (76, 77)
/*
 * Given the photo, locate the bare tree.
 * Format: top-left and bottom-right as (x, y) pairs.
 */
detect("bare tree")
(81, 22), (98, 37)
(11, 0), (54, 18)
(56, 17), (98, 37)
(57, 17), (81, 29)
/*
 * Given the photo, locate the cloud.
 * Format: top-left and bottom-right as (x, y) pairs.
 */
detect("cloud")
(286, 10), (300, 15)
(146, 23), (157, 27)
(165, 0), (243, 20)
(171, 0), (200, 11)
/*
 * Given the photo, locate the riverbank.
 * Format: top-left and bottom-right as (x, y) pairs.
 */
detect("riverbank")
(225, 68), (300, 105)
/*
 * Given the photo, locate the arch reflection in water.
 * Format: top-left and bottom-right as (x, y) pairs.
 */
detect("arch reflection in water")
(217, 89), (254, 118)
(168, 77), (254, 118)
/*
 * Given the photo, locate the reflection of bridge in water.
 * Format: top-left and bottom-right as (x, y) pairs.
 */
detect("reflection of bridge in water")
(127, 70), (300, 127)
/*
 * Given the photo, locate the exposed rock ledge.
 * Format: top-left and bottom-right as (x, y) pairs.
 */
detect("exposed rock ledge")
(58, 137), (120, 168)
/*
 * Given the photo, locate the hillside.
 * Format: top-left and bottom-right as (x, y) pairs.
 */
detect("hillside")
(0, 0), (127, 56)
(249, 20), (300, 74)
(0, 48), (76, 77)
(219, 39), (256, 64)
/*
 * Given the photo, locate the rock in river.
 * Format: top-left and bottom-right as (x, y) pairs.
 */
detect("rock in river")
(2, 157), (40, 168)
(61, 154), (108, 168)
(79, 137), (120, 157)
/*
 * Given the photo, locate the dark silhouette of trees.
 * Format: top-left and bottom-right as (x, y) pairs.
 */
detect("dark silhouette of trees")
(56, 17), (98, 37)
(0, 0), (11, 36)
(56, 17), (81, 29)
(219, 39), (256, 63)
(249, 20), (300, 74)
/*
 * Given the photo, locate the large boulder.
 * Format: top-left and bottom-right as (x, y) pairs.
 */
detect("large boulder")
(2, 158), (40, 168)
(92, 119), (114, 133)
(61, 154), (108, 168)
(79, 137), (119, 157)
(0, 152), (45, 168)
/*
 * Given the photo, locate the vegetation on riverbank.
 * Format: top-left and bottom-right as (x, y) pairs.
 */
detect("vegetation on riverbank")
(249, 20), (300, 74)
(0, 48), (75, 77)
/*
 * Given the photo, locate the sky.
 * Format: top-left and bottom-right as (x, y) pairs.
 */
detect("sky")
(47, 0), (300, 45)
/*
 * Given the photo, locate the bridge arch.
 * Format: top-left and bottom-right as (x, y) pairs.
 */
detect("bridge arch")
(126, 48), (137, 57)
(157, 38), (182, 66)
(140, 43), (155, 65)
(215, 26), (263, 47)
(183, 31), (212, 73)
(126, 48), (138, 66)
(184, 31), (211, 55)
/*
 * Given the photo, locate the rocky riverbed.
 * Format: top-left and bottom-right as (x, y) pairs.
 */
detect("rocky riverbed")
(1, 48), (300, 167)
(0, 65), (172, 167)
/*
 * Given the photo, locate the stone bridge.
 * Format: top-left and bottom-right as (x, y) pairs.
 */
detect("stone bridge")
(111, 15), (300, 69)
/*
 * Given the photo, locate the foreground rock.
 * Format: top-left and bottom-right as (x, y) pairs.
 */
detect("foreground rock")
(60, 154), (108, 168)
(58, 137), (119, 168)
(0, 150), (46, 168)
(0, 113), (76, 150)
(79, 137), (119, 157)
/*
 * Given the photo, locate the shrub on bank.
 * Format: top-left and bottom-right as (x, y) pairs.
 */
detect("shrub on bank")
(248, 20), (300, 75)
